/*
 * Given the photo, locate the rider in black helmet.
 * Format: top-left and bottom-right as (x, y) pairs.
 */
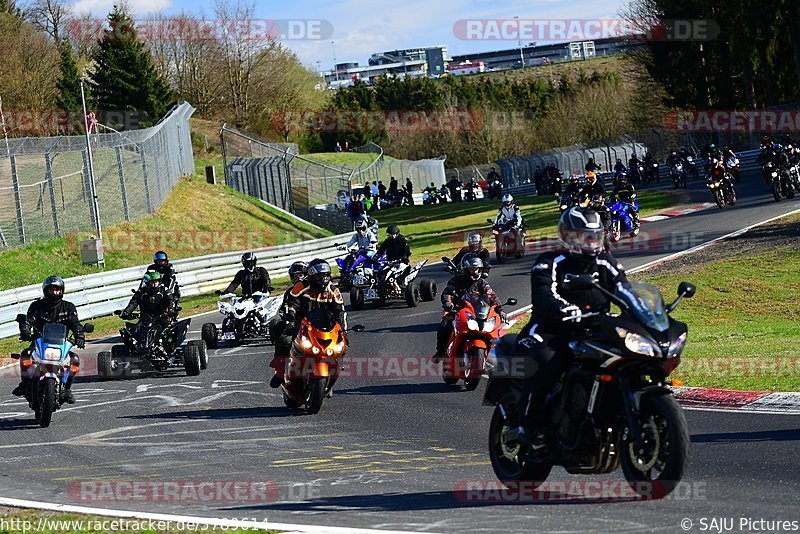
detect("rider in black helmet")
(506, 206), (630, 451)
(219, 252), (273, 298)
(12, 276), (85, 404)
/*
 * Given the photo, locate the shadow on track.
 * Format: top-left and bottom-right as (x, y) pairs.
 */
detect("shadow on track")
(366, 323), (438, 334)
(692, 428), (800, 443)
(222, 488), (645, 513)
(121, 406), (298, 420)
(336, 382), (459, 396)
(0, 418), (40, 430)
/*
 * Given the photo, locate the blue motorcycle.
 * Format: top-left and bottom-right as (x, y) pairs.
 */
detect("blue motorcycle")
(606, 195), (640, 242)
(12, 318), (94, 427)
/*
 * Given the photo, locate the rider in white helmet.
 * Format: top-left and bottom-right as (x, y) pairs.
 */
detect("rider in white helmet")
(493, 194), (522, 230)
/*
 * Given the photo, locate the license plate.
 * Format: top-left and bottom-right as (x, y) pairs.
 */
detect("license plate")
(365, 289), (378, 300)
(352, 275), (365, 286)
(222, 332), (236, 340)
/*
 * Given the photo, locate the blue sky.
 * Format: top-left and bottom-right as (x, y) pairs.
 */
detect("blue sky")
(72, 0), (629, 69)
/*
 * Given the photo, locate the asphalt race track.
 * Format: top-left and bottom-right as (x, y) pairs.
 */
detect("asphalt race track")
(1, 175), (798, 533)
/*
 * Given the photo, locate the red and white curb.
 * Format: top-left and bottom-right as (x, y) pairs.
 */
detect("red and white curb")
(673, 387), (800, 415)
(640, 202), (715, 222)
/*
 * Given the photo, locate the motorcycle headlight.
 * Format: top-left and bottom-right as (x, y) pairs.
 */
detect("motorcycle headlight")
(44, 347), (62, 361)
(467, 319), (480, 331)
(668, 332), (687, 358)
(301, 335), (312, 349)
(312, 346), (321, 355)
(772, 172), (778, 178)
(333, 341), (345, 353)
(482, 317), (496, 332)
(616, 327), (660, 357)
(218, 302), (230, 314)
(560, 204), (567, 210)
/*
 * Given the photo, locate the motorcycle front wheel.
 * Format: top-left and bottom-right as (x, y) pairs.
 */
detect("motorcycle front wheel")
(306, 376), (326, 414)
(488, 394), (552, 488)
(620, 394), (689, 498)
(38, 378), (57, 428)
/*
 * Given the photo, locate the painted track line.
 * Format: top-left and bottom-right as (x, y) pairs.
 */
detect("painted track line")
(0, 497), (438, 534)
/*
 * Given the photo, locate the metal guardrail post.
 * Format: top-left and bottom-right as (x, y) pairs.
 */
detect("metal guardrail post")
(44, 152), (60, 237)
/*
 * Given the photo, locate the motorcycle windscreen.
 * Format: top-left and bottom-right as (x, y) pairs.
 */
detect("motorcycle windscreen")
(42, 323), (68, 345)
(615, 282), (670, 332)
(306, 308), (338, 332)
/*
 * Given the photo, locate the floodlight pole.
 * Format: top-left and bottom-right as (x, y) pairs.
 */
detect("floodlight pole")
(80, 78), (103, 240)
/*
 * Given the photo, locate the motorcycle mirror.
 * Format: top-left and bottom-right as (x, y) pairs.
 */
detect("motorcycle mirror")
(10, 353), (20, 360)
(351, 325), (366, 332)
(15, 313), (26, 323)
(486, 218), (493, 224)
(678, 281), (696, 298)
(505, 298), (518, 306)
(441, 256), (450, 263)
(83, 323), (95, 333)
(131, 288), (137, 294)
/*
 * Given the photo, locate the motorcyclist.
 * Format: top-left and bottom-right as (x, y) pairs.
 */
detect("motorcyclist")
(579, 171), (606, 204)
(431, 254), (505, 362)
(487, 167), (502, 198)
(613, 158), (627, 175)
(119, 271), (176, 329)
(584, 158), (601, 173)
(270, 259), (347, 389)
(722, 145), (740, 182)
(342, 219), (378, 272)
(452, 231), (491, 268)
(12, 276), (84, 404)
(268, 261), (308, 388)
(145, 251), (180, 307)
(628, 153), (642, 183)
(562, 174), (582, 200)
(493, 194), (523, 231)
(375, 225), (412, 293)
(507, 206), (630, 449)
(219, 252), (273, 300)
(424, 182), (439, 203)
(666, 149), (682, 167)
(611, 173), (640, 227)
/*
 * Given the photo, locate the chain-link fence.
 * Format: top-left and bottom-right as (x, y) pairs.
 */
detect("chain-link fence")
(221, 125), (355, 233)
(0, 102), (195, 249)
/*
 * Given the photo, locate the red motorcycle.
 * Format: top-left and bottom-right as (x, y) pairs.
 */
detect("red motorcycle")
(487, 218), (525, 263)
(442, 294), (516, 390)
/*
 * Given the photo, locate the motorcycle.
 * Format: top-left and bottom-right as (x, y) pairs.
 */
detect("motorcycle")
(484, 277), (695, 498)
(668, 162), (687, 189)
(644, 160), (660, 184)
(103, 311), (203, 379)
(335, 245), (382, 291)
(487, 218), (525, 264)
(557, 191), (579, 213)
(607, 195), (640, 242)
(440, 293), (517, 391)
(202, 291), (281, 349)
(12, 318), (94, 427)
(706, 159), (736, 209)
(630, 162), (644, 185)
(280, 309), (363, 414)
(763, 160), (795, 202)
(352, 260), (437, 309)
(422, 189), (439, 205)
(725, 155), (741, 184)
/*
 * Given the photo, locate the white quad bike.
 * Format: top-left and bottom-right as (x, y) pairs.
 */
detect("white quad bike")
(349, 259), (437, 310)
(201, 291), (282, 349)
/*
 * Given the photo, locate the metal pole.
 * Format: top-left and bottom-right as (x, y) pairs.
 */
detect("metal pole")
(81, 79), (102, 240)
(515, 16), (524, 67)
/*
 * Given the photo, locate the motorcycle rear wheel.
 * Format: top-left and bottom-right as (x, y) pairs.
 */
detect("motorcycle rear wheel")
(620, 394), (689, 498)
(488, 395), (552, 488)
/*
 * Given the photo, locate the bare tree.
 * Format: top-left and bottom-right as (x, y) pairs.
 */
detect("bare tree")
(27, 0), (70, 41)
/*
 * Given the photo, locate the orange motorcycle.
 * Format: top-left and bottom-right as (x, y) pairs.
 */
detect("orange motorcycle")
(442, 294), (516, 390)
(281, 309), (353, 414)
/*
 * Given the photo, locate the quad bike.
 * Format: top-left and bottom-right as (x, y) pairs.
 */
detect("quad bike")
(101, 311), (205, 379)
(350, 260), (437, 310)
(201, 291), (281, 349)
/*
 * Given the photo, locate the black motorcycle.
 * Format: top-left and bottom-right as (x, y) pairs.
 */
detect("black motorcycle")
(762, 153), (795, 203)
(706, 158), (737, 209)
(484, 277), (695, 498)
(100, 311), (205, 379)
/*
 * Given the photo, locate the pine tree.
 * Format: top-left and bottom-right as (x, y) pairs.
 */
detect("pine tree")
(91, 5), (173, 128)
(56, 40), (82, 111)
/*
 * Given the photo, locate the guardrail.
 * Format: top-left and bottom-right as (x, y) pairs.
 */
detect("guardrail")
(0, 233), (351, 339)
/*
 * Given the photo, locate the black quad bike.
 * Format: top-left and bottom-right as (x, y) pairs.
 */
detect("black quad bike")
(484, 277), (695, 498)
(99, 311), (207, 380)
